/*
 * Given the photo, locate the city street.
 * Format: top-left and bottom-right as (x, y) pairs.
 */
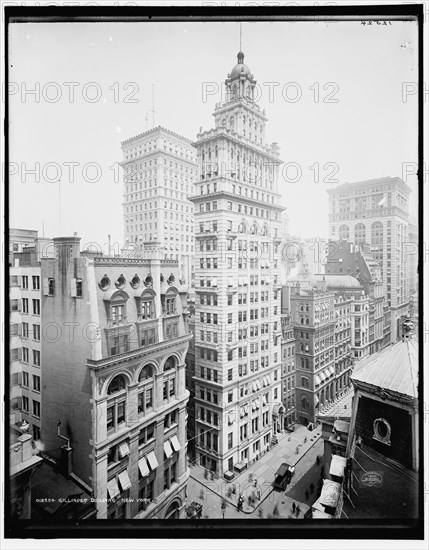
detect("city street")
(187, 425), (324, 519)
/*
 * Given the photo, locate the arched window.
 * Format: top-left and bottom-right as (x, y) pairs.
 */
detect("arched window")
(107, 375), (127, 395)
(301, 396), (309, 410)
(137, 364), (155, 415)
(105, 290), (129, 326)
(163, 356), (177, 401)
(107, 375), (127, 432)
(162, 288), (177, 316)
(165, 500), (180, 519)
(339, 224), (349, 240)
(354, 223), (366, 247)
(137, 289), (155, 321)
(301, 376), (309, 389)
(250, 224), (258, 235)
(238, 222), (246, 234)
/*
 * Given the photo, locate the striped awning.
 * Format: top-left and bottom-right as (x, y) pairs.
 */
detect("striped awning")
(118, 441), (130, 458)
(171, 435), (181, 452)
(164, 440), (173, 459)
(147, 451), (159, 470)
(319, 479), (341, 508)
(107, 478), (120, 499)
(118, 470), (132, 492)
(138, 457), (150, 478)
(329, 455), (347, 478)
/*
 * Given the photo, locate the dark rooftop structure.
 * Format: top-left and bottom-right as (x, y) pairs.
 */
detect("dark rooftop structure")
(341, 329), (419, 519)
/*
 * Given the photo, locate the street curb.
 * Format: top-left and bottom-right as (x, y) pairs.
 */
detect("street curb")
(189, 432), (323, 516)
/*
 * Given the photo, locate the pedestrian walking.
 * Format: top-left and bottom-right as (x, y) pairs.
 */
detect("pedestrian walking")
(304, 437), (307, 444)
(296, 505), (301, 517)
(296, 445), (299, 454)
(237, 495), (243, 512)
(292, 502), (296, 514)
(210, 470), (214, 481)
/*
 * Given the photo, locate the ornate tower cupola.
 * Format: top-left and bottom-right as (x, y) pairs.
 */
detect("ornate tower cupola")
(225, 51), (257, 103)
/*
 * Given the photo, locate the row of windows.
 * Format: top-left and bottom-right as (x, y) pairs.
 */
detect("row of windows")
(21, 348), (41, 366)
(22, 372), (40, 391)
(21, 275), (40, 290)
(22, 396), (40, 417)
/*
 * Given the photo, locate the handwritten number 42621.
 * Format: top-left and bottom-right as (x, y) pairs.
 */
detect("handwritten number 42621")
(361, 21), (392, 25)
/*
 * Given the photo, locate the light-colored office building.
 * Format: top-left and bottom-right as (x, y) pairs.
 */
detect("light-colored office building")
(120, 126), (198, 284)
(327, 176), (411, 341)
(189, 50), (285, 477)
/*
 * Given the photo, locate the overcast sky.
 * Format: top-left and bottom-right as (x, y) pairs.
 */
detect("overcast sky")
(8, 19), (418, 249)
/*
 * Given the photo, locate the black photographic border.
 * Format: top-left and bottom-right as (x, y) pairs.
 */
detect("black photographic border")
(3, 2), (425, 541)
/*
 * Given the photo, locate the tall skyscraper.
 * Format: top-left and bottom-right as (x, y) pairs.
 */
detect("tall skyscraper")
(121, 126), (198, 283)
(327, 176), (411, 341)
(189, 51), (285, 476)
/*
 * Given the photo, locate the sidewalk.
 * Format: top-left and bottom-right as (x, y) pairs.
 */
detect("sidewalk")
(189, 424), (322, 515)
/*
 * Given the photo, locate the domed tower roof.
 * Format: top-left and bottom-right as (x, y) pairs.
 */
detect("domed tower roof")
(228, 51), (253, 81)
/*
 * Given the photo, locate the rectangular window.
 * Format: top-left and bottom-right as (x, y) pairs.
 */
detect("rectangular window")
(32, 276), (40, 290)
(22, 396), (29, 412)
(32, 350), (40, 366)
(22, 347), (29, 363)
(33, 425), (41, 441)
(22, 371), (29, 387)
(33, 324), (40, 341)
(32, 400), (40, 418)
(33, 375), (41, 392)
(22, 322), (29, 338)
(22, 298), (29, 313)
(228, 432), (233, 450)
(22, 276), (28, 289)
(111, 304), (125, 323)
(32, 299), (40, 315)
(48, 278), (55, 295)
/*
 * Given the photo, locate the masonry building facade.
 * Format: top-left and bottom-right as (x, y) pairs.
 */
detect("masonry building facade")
(121, 126), (198, 284)
(189, 51), (285, 476)
(40, 236), (191, 519)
